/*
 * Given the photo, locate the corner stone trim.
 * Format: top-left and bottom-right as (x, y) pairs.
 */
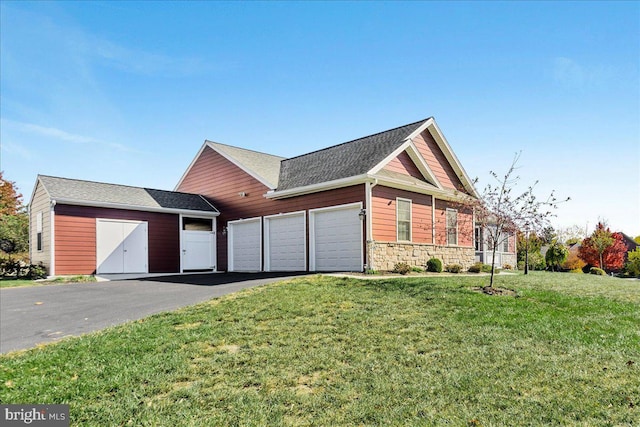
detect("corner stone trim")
(368, 241), (475, 272)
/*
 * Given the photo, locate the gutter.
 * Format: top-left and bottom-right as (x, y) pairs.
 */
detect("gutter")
(51, 198), (220, 217)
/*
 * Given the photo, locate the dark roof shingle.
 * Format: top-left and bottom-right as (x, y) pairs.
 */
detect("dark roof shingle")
(276, 118), (428, 191)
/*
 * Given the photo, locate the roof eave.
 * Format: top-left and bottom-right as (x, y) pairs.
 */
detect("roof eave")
(370, 174), (476, 202)
(51, 198), (219, 217)
(265, 174), (370, 200)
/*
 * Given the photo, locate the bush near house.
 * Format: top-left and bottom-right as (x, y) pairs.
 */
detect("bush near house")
(589, 267), (606, 276)
(444, 264), (463, 273)
(426, 258), (442, 273)
(392, 263), (412, 275)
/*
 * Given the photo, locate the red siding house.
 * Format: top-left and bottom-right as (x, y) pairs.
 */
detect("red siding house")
(176, 117), (479, 272)
(30, 116), (480, 275)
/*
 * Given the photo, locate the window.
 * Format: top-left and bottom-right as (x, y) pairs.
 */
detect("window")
(446, 209), (457, 245)
(502, 234), (510, 253)
(474, 227), (483, 251)
(397, 198), (411, 241)
(36, 212), (43, 251)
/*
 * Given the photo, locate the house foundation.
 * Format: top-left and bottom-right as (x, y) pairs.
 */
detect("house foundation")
(368, 241), (475, 272)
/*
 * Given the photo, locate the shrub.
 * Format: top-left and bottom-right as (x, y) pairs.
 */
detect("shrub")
(502, 264), (513, 270)
(624, 248), (640, 278)
(481, 263), (493, 273)
(468, 262), (483, 273)
(411, 266), (424, 273)
(569, 268), (583, 274)
(589, 267), (606, 276)
(445, 264), (463, 273)
(426, 258), (442, 273)
(392, 262), (412, 275)
(562, 252), (586, 271)
(0, 253), (47, 279)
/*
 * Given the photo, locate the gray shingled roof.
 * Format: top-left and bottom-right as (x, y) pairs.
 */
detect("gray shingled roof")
(207, 141), (285, 189)
(276, 118), (429, 191)
(39, 175), (219, 213)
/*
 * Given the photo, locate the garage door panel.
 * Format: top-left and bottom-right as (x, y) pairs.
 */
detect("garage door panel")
(311, 205), (362, 272)
(229, 218), (261, 272)
(266, 213), (305, 271)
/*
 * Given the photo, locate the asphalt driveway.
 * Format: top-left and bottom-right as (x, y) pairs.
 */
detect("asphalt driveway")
(0, 272), (304, 354)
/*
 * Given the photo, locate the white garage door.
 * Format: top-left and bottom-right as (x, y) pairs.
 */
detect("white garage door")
(96, 219), (148, 274)
(310, 204), (363, 272)
(228, 218), (261, 272)
(264, 212), (306, 271)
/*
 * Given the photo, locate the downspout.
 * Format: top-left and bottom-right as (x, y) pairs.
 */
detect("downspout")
(365, 178), (378, 271)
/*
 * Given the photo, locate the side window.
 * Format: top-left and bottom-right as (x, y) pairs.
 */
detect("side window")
(36, 211), (43, 251)
(474, 227), (483, 251)
(446, 208), (457, 246)
(396, 198), (412, 241)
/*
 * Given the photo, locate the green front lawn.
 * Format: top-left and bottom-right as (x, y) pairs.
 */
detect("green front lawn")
(0, 276), (96, 288)
(1, 273), (638, 425)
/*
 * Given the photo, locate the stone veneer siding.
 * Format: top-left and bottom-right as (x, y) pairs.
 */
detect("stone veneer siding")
(368, 241), (475, 272)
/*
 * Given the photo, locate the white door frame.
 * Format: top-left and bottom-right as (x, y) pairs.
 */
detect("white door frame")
(228, 217), (262, 272)
(263, 211), (307, 272)
(178, 214), (218, 273)
(179, 215), (217, 272)
(309, 202), (363, 272)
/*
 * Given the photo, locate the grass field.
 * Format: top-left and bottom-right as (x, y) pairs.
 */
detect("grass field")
(0, 275), (97, 288)
(1, 272), (638, 426)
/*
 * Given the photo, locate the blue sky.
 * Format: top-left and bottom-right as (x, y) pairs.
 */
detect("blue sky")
(1, 1), (638, 236)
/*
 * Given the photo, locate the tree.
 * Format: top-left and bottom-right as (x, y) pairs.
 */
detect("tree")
(0, 171), (24, 216)
(578, 222), (626, 271)
(0, 172), (29, 255)
(625, 248), (640, 278)
(545, 241), (568, 272)
(472, 152), (568, 288)
(635, 236), (640, 245)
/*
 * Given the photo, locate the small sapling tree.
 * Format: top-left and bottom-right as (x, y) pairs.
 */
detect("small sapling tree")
(472, 152), (569, 288)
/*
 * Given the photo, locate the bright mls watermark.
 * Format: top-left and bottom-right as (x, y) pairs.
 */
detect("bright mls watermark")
(1, 405), (69, 426)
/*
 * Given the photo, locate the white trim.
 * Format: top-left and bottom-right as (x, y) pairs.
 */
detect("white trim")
(179, 214), (184, 273)
(176, 141), (279, 191)
(371, 174), (475, 203)
(432, 196), (436, 244)
(50, 203), (55, 276)
(309, 202), (363, 272)
(368, 140), (442, 189)
(396, 197), (412, 242)
(263, 211), (307, 272)
(50, 198), (219, 217)
(227, 217), (262, 272)
(266, 174), (370, 199)
(174, 141), (209, 191)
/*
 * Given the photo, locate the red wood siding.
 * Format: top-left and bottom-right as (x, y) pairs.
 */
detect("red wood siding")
(413, 131), (466, 192)
(177, 146), (366, 270)
(372, 186), (433, 243)
(383, 151), (424, 180)
(54, 204), (180, 275)
(434, 199), (473, 247)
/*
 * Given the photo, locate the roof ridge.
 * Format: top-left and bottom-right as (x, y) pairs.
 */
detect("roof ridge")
(284, 117), (431, 161)
(39, 174), (195, 194)
(206, 140), (286, 160)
